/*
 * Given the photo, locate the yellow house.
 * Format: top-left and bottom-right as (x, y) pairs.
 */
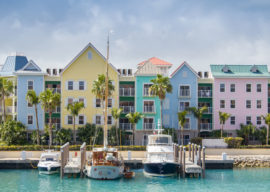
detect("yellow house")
(60, 42), (119, 129)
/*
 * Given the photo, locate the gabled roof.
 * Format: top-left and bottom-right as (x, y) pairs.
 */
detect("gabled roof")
(14, 60), (46, 75)
(138, 57), (172, 67)
(210, 64), (270, 78)
(60, 42), (119, 76)
(170, 61), (200, 78)
(0, 55), (28, 76)
(135, 60), (163, 76)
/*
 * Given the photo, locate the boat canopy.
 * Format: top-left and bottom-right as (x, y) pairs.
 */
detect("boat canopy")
(148, 135), (172, 145)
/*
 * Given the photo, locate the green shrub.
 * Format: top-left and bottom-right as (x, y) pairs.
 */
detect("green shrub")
(0, 120), (27, 145)
(77, 123), (103, 145)
(55, 129), (72, 145)
(190, 137), (202, 146)
(224, 137), (243, 148)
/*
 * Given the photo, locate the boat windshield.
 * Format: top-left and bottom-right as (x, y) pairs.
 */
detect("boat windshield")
(148, 135), (172, 145)
(41, 156), (58, 162)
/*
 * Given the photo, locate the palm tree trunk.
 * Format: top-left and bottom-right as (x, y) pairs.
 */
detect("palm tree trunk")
(35, 104), (40, 145)
(160, 100), (163, 130)
(221, 124), (223, 138)
(181, 127), (184, 146)
(267, 124), (269, 145)
(49, 111), (53, 147)
(197, 119), (201, 137)
(3, 94), (6, 122)
(115, 122), (119, 146)
(73, 116), (76, 144)
(133, 124), (135, 146)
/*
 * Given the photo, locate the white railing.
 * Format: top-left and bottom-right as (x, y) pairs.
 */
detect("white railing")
(179, 107), (190, 112)
(144, 123), (155, 130)
(119, 123), (133, 131)
(52, 88), (61, 94)
(179, 90), (190, 98)
(119, 88), (135, 96)
(198, 90), (212, 98)
(184, 123), (190, 130)
(201, 107), (212, 114)
(200, 123), (212, 131)
(121, 106), (135, 113)
(144, 106), (155, 113)
(0, 106), (15, 113)
(143, 88), (154, 96)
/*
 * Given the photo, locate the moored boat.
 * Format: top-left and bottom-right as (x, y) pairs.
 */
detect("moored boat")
(37, 150), (61, 175)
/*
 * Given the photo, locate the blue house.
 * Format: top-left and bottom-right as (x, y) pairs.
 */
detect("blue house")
(163, 61), (199, 144)
(14, 60), (46, 131)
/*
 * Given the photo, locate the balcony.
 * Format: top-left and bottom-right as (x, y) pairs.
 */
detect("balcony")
(119, 88), (135, 97)
(201, 107), (212, 114)
(119, 123), (133, 131)
(121, 106), (135, 113)
(143, 123), (155, 130)
(0, 106), (15, 113)
(198, 90), (212, 98)
(143, 88), (154, 97)
(52, 88), (61, 94)
(200, 123), (212, 131)
(144, 106), (155, 113)
(184, 123), (190, 130)
(179, 90), (190, 98)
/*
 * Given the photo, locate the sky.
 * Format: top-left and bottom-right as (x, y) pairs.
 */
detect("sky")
(1, 0), (270, 72)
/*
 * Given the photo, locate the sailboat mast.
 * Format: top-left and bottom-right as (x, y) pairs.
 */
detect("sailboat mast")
(104, 33), (110, 148)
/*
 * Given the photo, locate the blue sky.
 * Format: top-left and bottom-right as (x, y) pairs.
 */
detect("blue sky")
(1, 0), (270, 72)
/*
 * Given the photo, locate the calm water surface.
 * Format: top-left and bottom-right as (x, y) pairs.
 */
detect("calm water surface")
(0, 169), (270, 192)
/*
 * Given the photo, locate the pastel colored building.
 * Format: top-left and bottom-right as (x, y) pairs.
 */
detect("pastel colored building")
(15, 61), (46, 131)
(163, 62), (199, 144)
(134, 57), (172, 145)
(211, 65), (270, 136)
(60, 43), (119, 130)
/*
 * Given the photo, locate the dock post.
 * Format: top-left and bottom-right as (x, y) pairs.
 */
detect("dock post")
(198, 145), (201, 166)
(192, 143), (194, 163)
(179, 145), (183, 165)
(188, 142), (191, 161)
(202, 146), (205, 178)
(195, 144), (197, 163)
(80, 142), (86, 178)
(182, 147), (186, 178)
(60, 142), (69, 178)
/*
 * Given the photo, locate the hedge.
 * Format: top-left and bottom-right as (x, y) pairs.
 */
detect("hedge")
(224, 137), (243, 148)
(190, 137), (202, 146)
(0, 145), (146, 151)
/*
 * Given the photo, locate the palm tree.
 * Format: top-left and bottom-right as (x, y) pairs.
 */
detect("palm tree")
(188, 106), (208, 136)
(39, 89), (61, 146)
(126, 112), (144, 145)
(111, 107), (123, 145)
(149, 74), (172, 130)
(92, 74), (115, 145)
(237, 123), (256, 145)
(261, 114), (270, 145)
(66, 101), (85, 144)
(26, 90), (40, 145)
(219, 111), (231, 138)
(178, 110), (188, 145)
(0, 77), (14, 122)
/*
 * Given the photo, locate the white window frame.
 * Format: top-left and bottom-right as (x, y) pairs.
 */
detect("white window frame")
(179, 101), (190, 112)
(230, 100), (235, 108)
(143, 100), (155, 113)
(143, 117), (155, 130)
(68, 81), (73, 90)
(246, 116), (251, 125)
(27, 115), (33, 125)
(179, 84), (191, 97)
(27, 101), (33, 108)
(257, 100), (262, 109)
(107, 115), (112, 125)
(230, 84), (235, 92)
(230, 116), (235, 125)
(95, 115), (102, 125)
(143, 83), (154, 97)
(220, 100), (225, 108)
(108, 98), (112, 108)
(257, 116), (261, 125)
(67, 115), (73, 125)
(96, 98), (101, 108)
(78, 115), (84, 125)
(246, 100), (251, 109)
(257, 84), (262, 92)
(27, 80), (33, 90)
(220, 83), (225, 92)
(78, 80), (85, 91)
(246, 84), (251, 92)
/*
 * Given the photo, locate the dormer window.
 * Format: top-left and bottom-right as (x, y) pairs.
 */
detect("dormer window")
(250, 65), (259, 73)
(222, 65), (230, 73)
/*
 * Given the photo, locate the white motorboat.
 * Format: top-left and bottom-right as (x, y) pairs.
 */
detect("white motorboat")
(64, 157), (81, 174)
(143, 134), (179, 177)
(37, 150), (61, 175)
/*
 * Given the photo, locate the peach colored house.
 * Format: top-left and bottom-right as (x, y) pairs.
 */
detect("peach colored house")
(211, 65), (270, 136)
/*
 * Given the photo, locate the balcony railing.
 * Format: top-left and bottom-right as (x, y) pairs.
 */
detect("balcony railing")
(119, 88), (135, 97)
(144, 106), (155, 113)
(179, 107), (190, 113)
(0, 106), (15, 113)
(143, 88), (154, 96)
(198, 90), (212, 98)
(201, 107), (212, 114)
(184, 123), (190, 130)
(200, 123), (212, 131)
(179, 90), (190, 98)
(144, 123), (155, 130)
(119, 123), (133, 131)
(121, 106), (135, 113)
(52, 88), (61, 94)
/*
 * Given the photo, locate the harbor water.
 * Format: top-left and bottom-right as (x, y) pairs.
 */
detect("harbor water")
(0, 168), (270, 192)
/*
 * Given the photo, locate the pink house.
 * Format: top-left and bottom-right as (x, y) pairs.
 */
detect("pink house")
(211, 65), (270, 136)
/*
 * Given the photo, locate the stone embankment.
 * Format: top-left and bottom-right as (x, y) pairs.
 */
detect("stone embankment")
(233, 156), (270, 168)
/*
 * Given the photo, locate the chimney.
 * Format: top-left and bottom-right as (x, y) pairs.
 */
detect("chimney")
(117, 69), (121, 74)
(198, 71), (202, 78)
(59, 69), (63, 74)
(128, 69), (132, 76)
(53, 68), (57, 75)
(46, 68), (51, 75)
(204, 71), (209, 78)
(122, 69), (126, 76)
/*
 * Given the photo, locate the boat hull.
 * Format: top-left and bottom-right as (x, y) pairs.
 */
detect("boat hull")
(38, 166), (60, 175)
(143, 162), (178, 177)
(84, 165), (123, 180)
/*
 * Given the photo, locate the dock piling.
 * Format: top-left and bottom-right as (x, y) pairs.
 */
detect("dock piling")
(198, 145), (201, 166)
(192, 144), (194, 163)
(60, 142), (70, 178)
(80, 142), (86, 178)
(179, 145), (183, 165)
(202, 146), (205, 178)
(182, 147), (186, 178)
(195, 144), (197, 164)
(188, 142), (191, 161)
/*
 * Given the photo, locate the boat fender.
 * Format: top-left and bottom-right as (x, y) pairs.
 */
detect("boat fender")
(75, 152), (77, 157)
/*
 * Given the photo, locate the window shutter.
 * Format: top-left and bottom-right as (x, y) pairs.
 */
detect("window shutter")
(84, 98), (87, 107)
(84, 81), (87, 90)
(112, 98), (115, 107)
(112, 117), (115, 125)
(75, 117), (78, 125)
(74, 81), (78, 90)
(101, 115), (104, 125)
(65, 81), (68, 90)
(92, 115), (96, 124)
(93, 98), (96, 108)
(65, 115), (67, 125)
(84, 115), (87, 125)
(65, 98), (68, 107)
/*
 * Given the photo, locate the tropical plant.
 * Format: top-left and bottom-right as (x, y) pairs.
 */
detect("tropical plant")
(55, 128), (72, 145)
(237, 124), (256, 145)
(126, 112), (144, 145)
(219, 111), (231, 138)
(162, 127), (178, 143)
(39, 89), (61, 147)
(149, 74), (172, 130)
(0, 78), (14, 122)
(261, 114), (270, 145)
(77, 123), (103, 145)
(224, 137), (243, 148)
(178, 110), (188, 145)
(66, 101), (84, 144)
(111, 107), (123, 145)
(0, 120), (27, 145)
(187, 106), (208, 136)
(26, 90), (40, 145)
